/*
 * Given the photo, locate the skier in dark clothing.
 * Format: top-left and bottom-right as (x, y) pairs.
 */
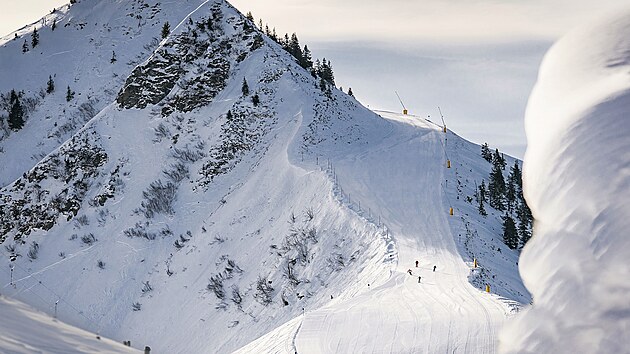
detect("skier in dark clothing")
(433, 265), (436, 272)
(418, 276), (421, 283)
(407, 269), (413, 275)
(415, 260), (419, 267)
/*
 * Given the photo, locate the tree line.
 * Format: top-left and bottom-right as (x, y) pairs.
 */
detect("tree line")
(478, 143), (533, 250)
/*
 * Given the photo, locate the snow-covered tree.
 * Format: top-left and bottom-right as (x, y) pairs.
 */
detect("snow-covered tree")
(31, 28), (39, 48)
(502, 214), (518, 249)
(161, 22), (171, 39)
(46, 75), (55, 94)
(488, 157), (506, 210)
(8, 90), (25, 131)
(241, 78), (249, 96)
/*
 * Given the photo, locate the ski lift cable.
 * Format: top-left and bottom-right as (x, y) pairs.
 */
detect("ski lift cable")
(0, 248), (102, 332)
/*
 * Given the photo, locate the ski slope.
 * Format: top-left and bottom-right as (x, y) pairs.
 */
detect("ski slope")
(237, 111), (512, 353)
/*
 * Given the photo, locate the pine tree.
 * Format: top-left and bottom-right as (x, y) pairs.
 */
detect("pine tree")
(505, 170), (517, 213)
(478, 180), (488, 216)
(31, 28), (39, 48)
(510, 160), (523, 192)
(301, 45), (313, 69)
(110, 51), (117, 64)
(348, 87), (354, 97)
(22, 40), (29, 53)
(161, 22), (171, 39)
(8, 90), (25, 131)
(246, 12), (254, 22)
(478, 193), (487, 217)
(319, 77), (327, 92)
(46, 75), (55, 94)
(252, 94), (260, 106)
(479, 180), (488, 203)
(481, 143), (492, 162)
(493, 148), (506, 170)
(488, 157), (506, 210)
(241, 78), (250, 96)
(318, 59), (335, 85)
(52, 19), (57, 31)
(517, 201), (533, 248)
(66, 85), (75, 102)
(288, 33), (303, 63)
(502, 214), (518, 249)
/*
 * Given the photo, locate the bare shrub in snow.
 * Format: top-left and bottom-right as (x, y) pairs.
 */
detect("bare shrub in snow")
(96, 209), (109, 226)
(231, 285), (243, 307)
(27, 242), (39, 260)
(284, 259), (299, 286)
(173, 234), (189, 249)
(74, 214), (89, 227)
(288, 211), (296, 224)
(207, 274), (225, 300)
(97, 260), (106, 269)
(132, 302), (142, 311)
(4, 244), (16, 254)
(163, 162), (189, 183)
(140, 180), (177, 218)
(124, 222), (156, 240)
(81, 233), (96, 245)
(141, 281), (152, 294)
(225, 259), (243, 278)
(304, 207), (315, 222)
(153, 123), (171, 142)
(172, 143), (205, 163)
(254, 276), (274, 306)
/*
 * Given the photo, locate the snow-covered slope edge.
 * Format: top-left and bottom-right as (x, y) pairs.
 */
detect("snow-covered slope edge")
(0, 294), (139, 353)
(500, 8), (630, 353)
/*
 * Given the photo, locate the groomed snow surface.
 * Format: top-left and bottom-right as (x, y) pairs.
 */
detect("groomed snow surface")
(0, 295), (138, 353)
(236, 111), (521, 353)
(500, 8), (630, 353)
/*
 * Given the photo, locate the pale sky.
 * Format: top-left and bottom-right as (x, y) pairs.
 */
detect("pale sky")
(2, 0), (628, 158)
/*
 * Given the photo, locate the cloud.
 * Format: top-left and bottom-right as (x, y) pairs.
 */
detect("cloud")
(231, 0), (629, 43)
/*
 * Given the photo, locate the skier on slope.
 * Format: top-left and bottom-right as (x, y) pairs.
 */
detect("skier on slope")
(433, 265), (437, 272)
(418, 276), (421, 283)
(407, 269), (413, 275)
(415, 260), (419, 267)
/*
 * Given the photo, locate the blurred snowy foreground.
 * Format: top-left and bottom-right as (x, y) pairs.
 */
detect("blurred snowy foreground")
(500, 8), (630, 353)
(0, 295), (138, 353)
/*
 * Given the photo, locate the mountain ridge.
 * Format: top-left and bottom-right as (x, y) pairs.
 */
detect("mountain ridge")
(0, 0), (528, 352)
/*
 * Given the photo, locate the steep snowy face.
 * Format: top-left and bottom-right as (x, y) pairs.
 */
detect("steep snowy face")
(0, 0), (394, 352)
(501, 9), (630, 353)
(0, 0), (212, 187)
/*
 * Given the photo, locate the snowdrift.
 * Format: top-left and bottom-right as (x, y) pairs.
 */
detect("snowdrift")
(501, 8), (630, 353)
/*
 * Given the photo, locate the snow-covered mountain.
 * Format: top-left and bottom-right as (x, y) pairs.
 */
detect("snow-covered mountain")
(500, 8), (630, 353)
(0, 0), (529, 352)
